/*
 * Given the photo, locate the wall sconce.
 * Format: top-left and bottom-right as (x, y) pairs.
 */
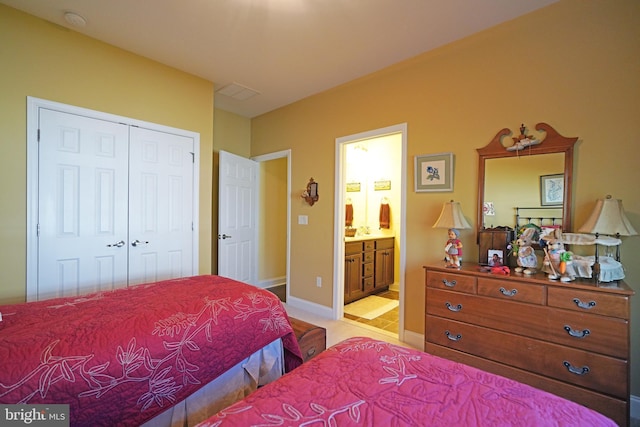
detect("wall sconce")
(578, 195), (637, 282)
(433, 200), (472, 268)
(301, 177), (319, 206)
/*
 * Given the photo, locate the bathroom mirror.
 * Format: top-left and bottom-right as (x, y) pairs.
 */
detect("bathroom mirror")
(476, 123), (578, 236)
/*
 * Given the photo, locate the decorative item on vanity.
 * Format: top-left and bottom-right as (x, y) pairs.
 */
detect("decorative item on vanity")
(433, 200), (472, 268)
(578, 195), (637, 283)
(301, 177), (319, 206)
(514, 227), (539, 275)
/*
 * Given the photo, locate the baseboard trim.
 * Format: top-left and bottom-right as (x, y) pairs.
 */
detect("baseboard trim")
(257, 276), (286, 289)
(402, 330), (424, 350)
(286, 295), (334, 318)
(632, 394), (639, 420)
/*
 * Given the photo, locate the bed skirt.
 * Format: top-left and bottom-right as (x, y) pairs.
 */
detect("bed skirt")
(142, 338), (284, 427)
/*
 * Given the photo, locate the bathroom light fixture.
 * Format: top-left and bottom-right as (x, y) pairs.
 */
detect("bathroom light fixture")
(64, 11), (87, 28)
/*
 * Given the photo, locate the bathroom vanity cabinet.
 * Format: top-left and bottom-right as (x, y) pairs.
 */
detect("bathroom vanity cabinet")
(345, 237), (394, 304)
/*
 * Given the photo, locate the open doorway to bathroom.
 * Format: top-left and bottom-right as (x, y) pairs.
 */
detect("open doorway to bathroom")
(333, 124), (407, 341)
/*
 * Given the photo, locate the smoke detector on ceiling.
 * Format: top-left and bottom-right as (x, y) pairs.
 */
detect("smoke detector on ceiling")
(64, 11), (87, 28)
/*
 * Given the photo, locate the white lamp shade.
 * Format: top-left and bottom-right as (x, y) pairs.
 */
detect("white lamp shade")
(578, 196), (637, 236)
(433, 201), (472, 229)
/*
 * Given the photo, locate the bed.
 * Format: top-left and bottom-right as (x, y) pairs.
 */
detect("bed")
(0, 275), (303, 426)
(197, 337), (616, 427)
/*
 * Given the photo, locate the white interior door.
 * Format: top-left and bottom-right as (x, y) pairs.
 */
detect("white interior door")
(37, 108), (130, 299)
(218, 150), (258, 284)
(128, 127), (194, 286)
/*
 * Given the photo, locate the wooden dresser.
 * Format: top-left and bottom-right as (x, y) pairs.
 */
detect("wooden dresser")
(424, 264), (634, 426)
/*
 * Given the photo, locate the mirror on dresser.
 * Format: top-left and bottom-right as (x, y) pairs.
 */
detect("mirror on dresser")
(476, 123), (577, 264)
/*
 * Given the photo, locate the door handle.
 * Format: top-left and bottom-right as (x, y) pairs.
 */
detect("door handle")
(131, 239), (149, 247)
(218, 234), (232, 240)
(107, 240), (125, 248)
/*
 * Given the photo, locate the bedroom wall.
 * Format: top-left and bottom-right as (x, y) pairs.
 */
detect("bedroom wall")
(250, 0), (640, 396)
(0, 5), (215, 304)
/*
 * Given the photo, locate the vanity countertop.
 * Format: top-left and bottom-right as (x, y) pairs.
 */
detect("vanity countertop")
(344, 233), (394, 242)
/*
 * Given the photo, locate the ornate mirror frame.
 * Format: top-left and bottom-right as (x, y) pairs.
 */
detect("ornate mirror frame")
(476, 122), (578, 236)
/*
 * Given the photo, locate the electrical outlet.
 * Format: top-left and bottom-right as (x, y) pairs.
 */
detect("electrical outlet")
(316, 276), (322, 287)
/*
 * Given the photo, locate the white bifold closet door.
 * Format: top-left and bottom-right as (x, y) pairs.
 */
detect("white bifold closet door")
(36, 108), (194, 300)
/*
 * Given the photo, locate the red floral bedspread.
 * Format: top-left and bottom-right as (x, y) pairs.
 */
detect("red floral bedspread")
(198, 337), (616, 427)
(0, 275), (302, 426)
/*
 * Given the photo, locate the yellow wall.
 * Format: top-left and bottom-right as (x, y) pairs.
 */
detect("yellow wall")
(251, 0), (640, 395)
(0, 5), (214, 303)
(258, 158), (287, 285)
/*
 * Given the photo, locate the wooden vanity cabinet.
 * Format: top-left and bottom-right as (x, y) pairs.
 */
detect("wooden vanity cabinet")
(424, 264), (633, 427)
(344, 237), (394, 304)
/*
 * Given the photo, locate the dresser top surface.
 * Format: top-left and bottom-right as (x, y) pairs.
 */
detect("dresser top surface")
(424, 263), (634, 295)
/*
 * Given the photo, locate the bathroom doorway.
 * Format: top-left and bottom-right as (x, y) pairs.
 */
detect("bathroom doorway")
(333, 124), (407, 341)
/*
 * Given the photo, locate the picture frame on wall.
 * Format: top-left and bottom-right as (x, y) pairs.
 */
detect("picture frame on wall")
(414, 152), (453, 192)
(540, 173), (564, 206)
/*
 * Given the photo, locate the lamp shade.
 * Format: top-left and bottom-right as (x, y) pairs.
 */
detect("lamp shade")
(578, 195), (637, 236)
(433, 200), (472, 229)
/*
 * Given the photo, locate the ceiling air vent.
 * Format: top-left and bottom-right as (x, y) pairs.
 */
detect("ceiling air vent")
(215, 83), (260, 101)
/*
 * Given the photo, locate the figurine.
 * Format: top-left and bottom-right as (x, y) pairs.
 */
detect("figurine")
(541, 230), (574, 282)
(444, 228), (463, 268)
(514, 227), (538, 275)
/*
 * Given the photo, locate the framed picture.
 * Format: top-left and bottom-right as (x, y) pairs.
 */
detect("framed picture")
(414, 152), (453, 192)
(488, 249), (504, 266)
(540, 174), (564, 206)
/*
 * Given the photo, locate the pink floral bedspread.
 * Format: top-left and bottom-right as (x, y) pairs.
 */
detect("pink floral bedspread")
(198, 337), (616, 427)
(0, 275), (302, 426)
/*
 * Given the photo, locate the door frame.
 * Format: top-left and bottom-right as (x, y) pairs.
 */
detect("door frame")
(251, 150), (291, 299)
(26, 96), (200, 300)
(333, 123), (407, 341)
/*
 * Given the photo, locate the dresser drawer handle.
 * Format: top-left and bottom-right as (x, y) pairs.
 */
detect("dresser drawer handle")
(445, 302), (463, 312)
(564, 325), (591, 339)
(442, 279), (457, 287)
(498, 287), (517, 297)
(445, 330), (462, 341)
(563, 361), (590, 376)
(307, 347), (316, 357)
(572, 298), (596, 310)
(444, 301), (462, 313)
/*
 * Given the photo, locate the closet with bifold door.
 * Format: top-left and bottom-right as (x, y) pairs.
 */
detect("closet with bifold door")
(27, 97), (199, 301)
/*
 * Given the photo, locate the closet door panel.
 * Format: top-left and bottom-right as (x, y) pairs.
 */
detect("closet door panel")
(128, 127), (194, 286)
(38, 109), (129, 299)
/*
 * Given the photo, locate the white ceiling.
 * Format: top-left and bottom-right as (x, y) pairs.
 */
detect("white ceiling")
(2, 0), (557, 118)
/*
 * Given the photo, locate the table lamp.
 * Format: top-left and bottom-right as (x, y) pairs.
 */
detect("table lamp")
(433, 200), (472, 268)
(578, 195), (637, 282)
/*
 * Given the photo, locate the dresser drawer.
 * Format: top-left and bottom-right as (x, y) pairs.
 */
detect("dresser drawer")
(546, 309), (628, 358)
(477, 277), (545, 305)
(548, 287), (630, 319)
(426, 315), (628, 398)
(426, 271), (476, 294)
(363, 251), (374, 263)
(363, 240), (375, 251)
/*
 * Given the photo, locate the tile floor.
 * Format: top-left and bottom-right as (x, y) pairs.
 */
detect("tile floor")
(343, 289), (399, 334)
